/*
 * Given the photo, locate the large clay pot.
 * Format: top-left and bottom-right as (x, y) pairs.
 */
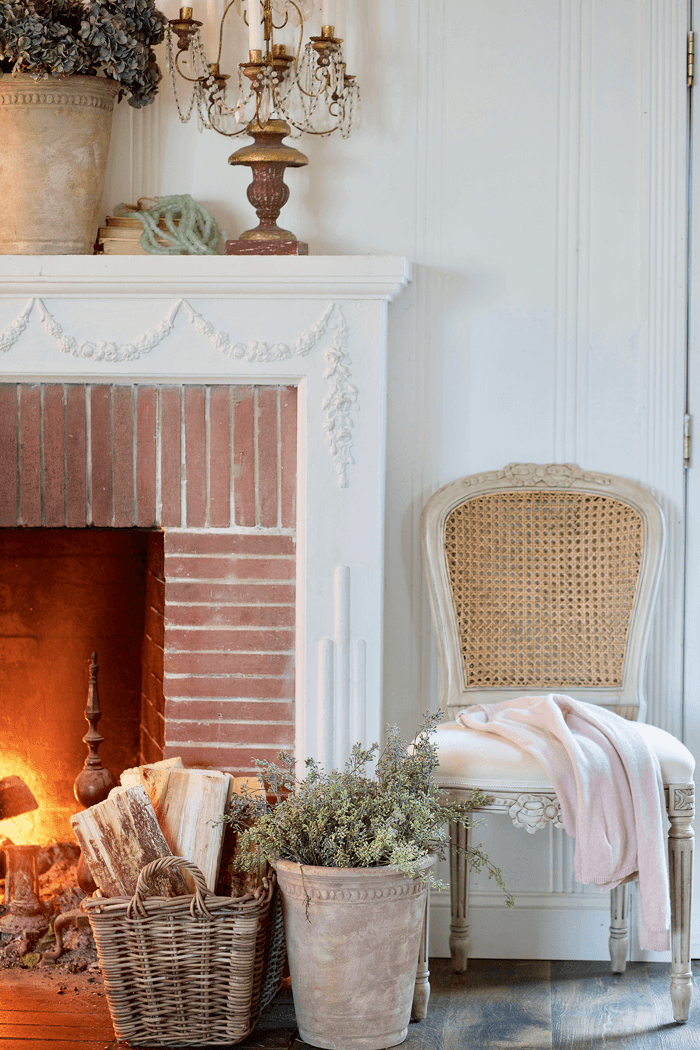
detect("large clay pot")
(0, 74), (120, 254)
(274, 857), (433, 1050)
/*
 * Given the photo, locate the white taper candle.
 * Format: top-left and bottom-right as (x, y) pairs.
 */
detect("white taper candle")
(247, 0), (263, 52)
(205, 0), (220, 60)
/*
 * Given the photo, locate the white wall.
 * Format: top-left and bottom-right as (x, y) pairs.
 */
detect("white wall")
(102, 0), (692, 960)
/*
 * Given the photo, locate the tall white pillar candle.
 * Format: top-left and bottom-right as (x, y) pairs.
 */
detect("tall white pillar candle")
(321, 0), (333, 26)
(247, 0), (263, 52)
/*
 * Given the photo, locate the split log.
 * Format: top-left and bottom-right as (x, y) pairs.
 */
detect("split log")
(70, 785), (187, 898)
(155, 769), (229, 891)
(119, 756), (183, 794)
(0, 775), (38, 820)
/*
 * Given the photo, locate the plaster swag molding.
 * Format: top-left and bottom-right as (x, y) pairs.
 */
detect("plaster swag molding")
(0, 255), (410, 769)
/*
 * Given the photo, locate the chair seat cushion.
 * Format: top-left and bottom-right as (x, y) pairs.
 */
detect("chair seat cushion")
(433, 718), (694, 792)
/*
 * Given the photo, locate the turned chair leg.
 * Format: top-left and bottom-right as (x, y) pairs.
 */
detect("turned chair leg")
(449, 819), (471, 973)
(668, 783), (695, 1023)
(412, 881), (431, 1020)
(609, 883), (630, 972)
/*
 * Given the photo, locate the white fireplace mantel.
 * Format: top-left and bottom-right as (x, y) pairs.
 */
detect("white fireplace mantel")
(0, 255), (410, 770)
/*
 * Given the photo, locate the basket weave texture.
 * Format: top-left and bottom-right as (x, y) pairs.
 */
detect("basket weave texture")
(444, 490), (643, 689)
(82, 855), (283, 1047)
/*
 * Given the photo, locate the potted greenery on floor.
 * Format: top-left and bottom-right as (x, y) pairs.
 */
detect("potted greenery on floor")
(0, 0), (168, 254)
(226, 711), (512, 1050)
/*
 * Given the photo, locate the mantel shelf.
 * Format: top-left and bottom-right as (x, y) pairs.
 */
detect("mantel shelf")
(0, 255), (411, 300)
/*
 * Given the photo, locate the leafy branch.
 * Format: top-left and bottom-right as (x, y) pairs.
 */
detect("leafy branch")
(224, 710), (513, 906)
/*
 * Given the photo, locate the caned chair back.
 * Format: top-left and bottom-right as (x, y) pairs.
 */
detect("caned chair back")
(421, 464), (666, 721)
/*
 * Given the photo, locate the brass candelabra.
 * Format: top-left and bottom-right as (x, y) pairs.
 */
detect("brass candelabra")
(167, 0), (360, 253)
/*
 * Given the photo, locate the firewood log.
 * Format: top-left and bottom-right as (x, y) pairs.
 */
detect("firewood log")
(70, 785), (187, 898)
(154, 769), (229, 891)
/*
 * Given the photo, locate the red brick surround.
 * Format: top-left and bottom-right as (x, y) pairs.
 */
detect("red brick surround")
(0, 382), (296, 777)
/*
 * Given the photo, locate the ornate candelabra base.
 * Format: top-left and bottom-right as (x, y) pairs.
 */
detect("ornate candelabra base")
(226, 119), (309, 255)
(225, 237), (308, 255)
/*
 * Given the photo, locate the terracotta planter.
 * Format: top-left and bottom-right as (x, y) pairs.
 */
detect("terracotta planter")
(274, 857), (433, 1050)
(0, 74), (120, 254)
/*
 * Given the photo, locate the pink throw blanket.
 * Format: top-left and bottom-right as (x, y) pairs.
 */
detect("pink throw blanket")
(457, 694), (669, 951)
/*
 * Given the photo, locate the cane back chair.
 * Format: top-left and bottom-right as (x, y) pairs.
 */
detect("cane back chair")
(420, 463), (695, 1023)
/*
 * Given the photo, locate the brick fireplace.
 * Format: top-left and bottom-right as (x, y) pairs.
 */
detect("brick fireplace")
(0, 380), (298, 841)
(0, 255), (408, 844)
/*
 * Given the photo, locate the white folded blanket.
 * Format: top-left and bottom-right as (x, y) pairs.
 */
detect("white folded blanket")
(457, 694), (669, 951)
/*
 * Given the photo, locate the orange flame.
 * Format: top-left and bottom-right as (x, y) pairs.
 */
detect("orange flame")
(1, 752), (75, 846)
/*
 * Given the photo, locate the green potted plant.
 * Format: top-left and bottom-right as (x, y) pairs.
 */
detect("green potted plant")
(0, 0), (169, 254)
(226, 711), (512, 1050)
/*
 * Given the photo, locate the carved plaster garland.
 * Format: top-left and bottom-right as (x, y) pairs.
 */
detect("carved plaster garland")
(37, 300), (182, 362)
(0, 298), (357, 486)
(0, 300), (33, 353)
(322, 309), (358, 489)
(183, 301), (333, 360)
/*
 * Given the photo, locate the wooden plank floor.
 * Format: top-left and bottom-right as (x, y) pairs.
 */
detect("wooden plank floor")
(1, 960), (699, 1050)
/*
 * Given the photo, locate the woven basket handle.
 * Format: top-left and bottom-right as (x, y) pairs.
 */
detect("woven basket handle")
(127, 856), (213, 919)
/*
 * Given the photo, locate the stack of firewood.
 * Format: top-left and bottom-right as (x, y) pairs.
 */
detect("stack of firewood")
(70, 758), (257, 899)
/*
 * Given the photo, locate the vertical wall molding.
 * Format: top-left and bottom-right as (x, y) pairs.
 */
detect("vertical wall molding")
(642, 0), (689, 738)
(554, 0), (592, 464)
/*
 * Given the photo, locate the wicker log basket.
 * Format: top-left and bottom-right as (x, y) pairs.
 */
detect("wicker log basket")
(81, 855), (285, 1047)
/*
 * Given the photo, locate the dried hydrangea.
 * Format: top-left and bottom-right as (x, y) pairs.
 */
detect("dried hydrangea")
(0, 0), (168, 106)
(225, 710), (513, 904)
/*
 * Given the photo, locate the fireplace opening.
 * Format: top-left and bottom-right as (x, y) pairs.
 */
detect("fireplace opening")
(0, 527), (159, 845)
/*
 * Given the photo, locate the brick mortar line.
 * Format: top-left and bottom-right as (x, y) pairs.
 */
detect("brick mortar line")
(180, 384), (187, 527)
(165, 578), (296, 585)
(39, 384), (45, 525)
(205, 385), (211, 528)
(276, 386), (282, 530)
(85, 384), (92, 524)
(165, 698), (294, 705)
(167, 625), (294, 632)
(165, 740), (295, 749)
(109, 383), (115, 527)
(168, 718), (294, 726)
(155, 387), (162, 525)
(229, 386), (236, 529)
(14, 384), (20, 524)
(165, 673), (293, 680)
(62, 383), (68, 527)
(253, 386), (260, 527)
(165, 553), (295, 559)
(163, 526), (295, 535)
(167, 696), (293, 703)
(166, 602), (295, 608)
(162, 642), (291, 651)
(132, 384), (138, 528)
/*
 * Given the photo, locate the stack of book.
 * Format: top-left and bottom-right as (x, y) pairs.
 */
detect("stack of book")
(95, 215), (179, 255)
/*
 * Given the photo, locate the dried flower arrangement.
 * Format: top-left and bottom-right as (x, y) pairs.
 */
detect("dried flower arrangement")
(225, 710), (514, 904)
(0, 0), (168, 106)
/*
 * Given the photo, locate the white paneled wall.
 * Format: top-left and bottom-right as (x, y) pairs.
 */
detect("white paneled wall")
(101, 0), (692, 960)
